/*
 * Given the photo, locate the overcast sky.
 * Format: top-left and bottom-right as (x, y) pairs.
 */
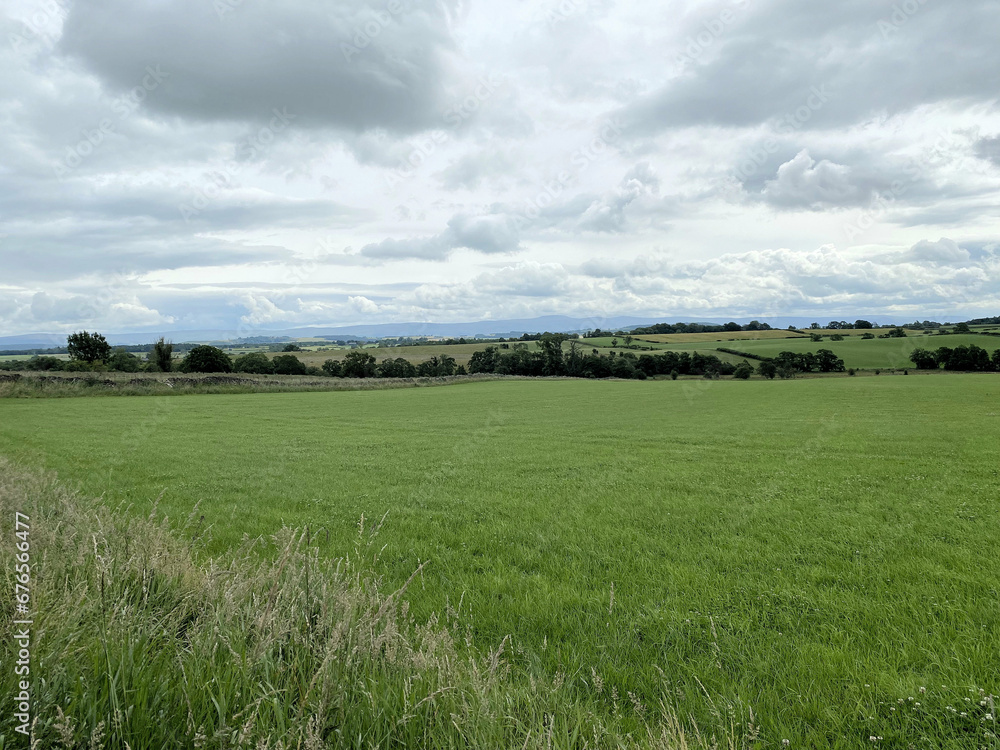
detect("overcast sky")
(2, 0), (999, 336)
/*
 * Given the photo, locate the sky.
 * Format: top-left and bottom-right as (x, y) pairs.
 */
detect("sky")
(1, 0), (999, 337)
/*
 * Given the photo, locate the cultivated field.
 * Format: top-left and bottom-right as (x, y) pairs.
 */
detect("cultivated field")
(1, 376), (998, 747)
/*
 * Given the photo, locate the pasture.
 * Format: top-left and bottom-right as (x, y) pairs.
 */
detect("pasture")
(1, 376), (998, 747)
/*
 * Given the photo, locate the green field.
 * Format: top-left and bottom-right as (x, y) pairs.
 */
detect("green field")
(584, 333), (999, 370)
(1, 377), (999, 747)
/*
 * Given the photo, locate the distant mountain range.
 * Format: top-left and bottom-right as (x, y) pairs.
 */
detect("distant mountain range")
(0, 314), (905, 350)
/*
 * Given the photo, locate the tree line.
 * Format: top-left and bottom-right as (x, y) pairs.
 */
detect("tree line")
(908, 345), (1000, 371)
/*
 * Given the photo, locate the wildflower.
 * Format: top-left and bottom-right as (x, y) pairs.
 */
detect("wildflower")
(782, 740), (790, 747)
(987, 714), (994, 721)
(919, 686), (926, 694)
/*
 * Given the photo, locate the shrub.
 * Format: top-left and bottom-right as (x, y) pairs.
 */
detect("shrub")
(181, 345), (233, 373)
(321, 359), (343, 378)
(150, 337), (173, 372)
(733, 361), (754, 380)
(108, 347), (141, 372)
(233, 351), (275, 374)
(861, 333), (875, 340)
(25, 355), (64, 371)
(271, 354), (307, 375)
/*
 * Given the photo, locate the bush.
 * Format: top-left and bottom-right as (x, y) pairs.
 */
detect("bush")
(757, 361), (777, 379)
(25, 356), (64, 371)
(342, 350), (377, 378)
(233, 351), (275, 374)
(271, 354), (307, 375)
(861, 332), (875, 340)
(321, 359), (343, 378)
(181, 345), (233, 373)
(282, 343), (302, 352)
(733, 361), (754, 380)
(108, 347), (142, 372)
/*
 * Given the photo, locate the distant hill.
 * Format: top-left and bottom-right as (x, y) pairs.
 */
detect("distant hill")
(0, 314), (928, 350)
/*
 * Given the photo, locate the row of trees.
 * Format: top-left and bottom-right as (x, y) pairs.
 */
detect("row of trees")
(909, 345), (1000, 371)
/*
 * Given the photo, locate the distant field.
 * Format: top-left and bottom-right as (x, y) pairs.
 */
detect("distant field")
(1, 376), (998, 747)
(633, 329), (809, 344)
(281, 341), (543, 367)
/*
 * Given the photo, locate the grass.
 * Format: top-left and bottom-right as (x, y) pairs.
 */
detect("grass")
(1, 377), (999, 747)
(0, 458), (713, 749)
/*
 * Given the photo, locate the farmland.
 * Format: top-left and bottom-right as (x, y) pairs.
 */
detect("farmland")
(585, 332), (998, 370)
(1, 376), (998, 747)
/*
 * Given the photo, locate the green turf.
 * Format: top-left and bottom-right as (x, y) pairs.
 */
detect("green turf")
(624, 332), (998, 370)
(1, 377), (999, 747)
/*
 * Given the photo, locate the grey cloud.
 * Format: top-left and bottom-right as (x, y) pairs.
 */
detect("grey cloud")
(760, 151), (866, 210)
(360, 211), (521, 260)
(58, 0), (458, 133)
(974, 136), (1000, 166)
(619, 0), (1000, 135)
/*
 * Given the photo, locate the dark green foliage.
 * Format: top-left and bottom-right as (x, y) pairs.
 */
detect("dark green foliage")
(181, 345), (233, 373)
(321, 359), (343, 378)
(854, 319), (873, 329)
(233, 351), (275, 374)
(810, 333), (823, 342)
(376, 358), (418, 378)
(25, 356), (64, 371)
(939, 344), (992, 371)
(271, 354), (307, 375)
(282, 343), (302, 351)
(908, 348), (939, 370)
(878, 327), (907, 339)
(417, 354), (458, 377)
(733, 361), (754, 379)
(342, 350), (377, 378)
(150, 337), (174, 372)
(954, 322), (971, 333)
(830, 334), (844, 341)
(815, 349), (846, 372)
(757, 361), (777, 379)
(108, 347), (141, 372)
(861, 332), (875, 340)
(66, 331), (111, 363)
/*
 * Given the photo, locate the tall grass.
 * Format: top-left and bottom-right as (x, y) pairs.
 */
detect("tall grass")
(0, 372), (513, 399)
(0, 459), (731, 749)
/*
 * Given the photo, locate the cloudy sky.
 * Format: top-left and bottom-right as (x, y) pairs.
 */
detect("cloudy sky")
(2, 0), (999, 336)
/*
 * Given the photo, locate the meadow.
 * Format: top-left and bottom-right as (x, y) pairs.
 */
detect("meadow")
(1, 376), (998, 747)
(585, 333), (997, 370)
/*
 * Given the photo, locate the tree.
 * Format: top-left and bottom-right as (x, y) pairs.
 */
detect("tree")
(830, 334), (844, 341)
(234, 351), (275, 374)
(282, 343), (302, 351)
(814, 349), (845, 372)
(908, 349), (938, 370)
(149, 337), (173, 372)
(25, 356), (63, 371)
(181, 345), (233, 373)
(342, 350), (376, 378)
(810, 333), (823, 342)
(861, 332), (875, 340)
(733, 361), (754, 379)
(757, 361), (777, 379)
(854, 320), (873, 329)
(67, 331), (111, 363)
(723, 322), (741, 332)
(321, 359), (342, 378)
(272, 354), (307, 375)
(108, 347), (141, 372)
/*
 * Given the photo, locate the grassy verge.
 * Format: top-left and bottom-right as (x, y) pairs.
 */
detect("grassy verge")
(0, 458), (732, 749)
(0, 371), (512, 399)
